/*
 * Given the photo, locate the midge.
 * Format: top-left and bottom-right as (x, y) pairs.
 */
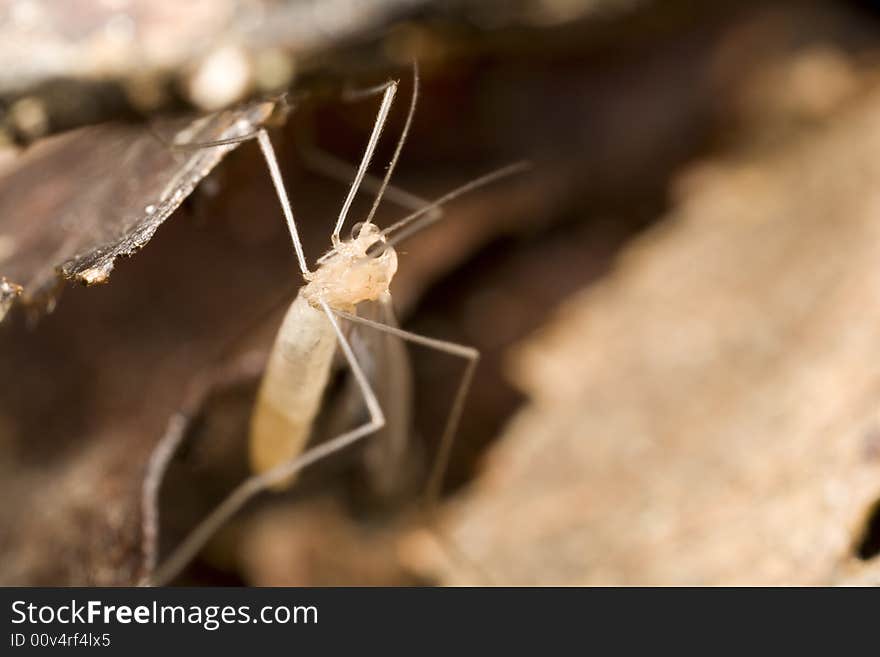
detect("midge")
(141, 64), (528, 585)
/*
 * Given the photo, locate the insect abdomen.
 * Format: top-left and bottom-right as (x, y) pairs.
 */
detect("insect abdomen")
(249, 292), (337, 488)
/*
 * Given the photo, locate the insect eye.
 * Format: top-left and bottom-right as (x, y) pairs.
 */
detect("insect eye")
(366, 240), (388, 258)
(350, 222), (366, 240)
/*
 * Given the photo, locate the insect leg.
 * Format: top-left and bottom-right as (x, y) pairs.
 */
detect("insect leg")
(330, 307), (478, 511)
(362, 62), (419, 228)
(318, 63), (425, 231)
(139, 352), (267, 583)
(330, 307), (493, 582)
(148, 98), (311, 276)
(140, 412), (188, 582)
(332, 79), (398, 243)
(146, 299), (386, 586)
(299, 141), (432, 214)
(256, 129), (310, 276)
(297, 136), (442, 227)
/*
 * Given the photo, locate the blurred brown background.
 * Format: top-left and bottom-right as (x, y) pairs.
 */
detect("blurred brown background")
(1, 0), (880, 585)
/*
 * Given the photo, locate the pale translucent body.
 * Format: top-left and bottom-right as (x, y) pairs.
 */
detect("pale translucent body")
(248, 295), (336, 481)
(249, 223), (398, 483)
(141, 66), (522, 584)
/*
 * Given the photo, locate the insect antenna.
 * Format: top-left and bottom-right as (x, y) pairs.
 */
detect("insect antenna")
(382, 161), (533, 246)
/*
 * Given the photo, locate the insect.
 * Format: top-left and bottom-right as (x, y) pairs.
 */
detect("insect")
(140, 64), (529, 586)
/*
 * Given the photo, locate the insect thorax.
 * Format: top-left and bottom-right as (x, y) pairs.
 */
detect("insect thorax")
(302, 223), (398, 311)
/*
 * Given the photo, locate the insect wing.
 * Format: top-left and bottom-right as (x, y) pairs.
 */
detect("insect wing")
(347, 296), (415, 500)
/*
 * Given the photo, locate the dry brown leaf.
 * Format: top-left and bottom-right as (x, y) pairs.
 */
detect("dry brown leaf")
(0, 101), (273, 319)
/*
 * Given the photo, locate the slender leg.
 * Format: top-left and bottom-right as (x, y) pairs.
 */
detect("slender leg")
(153, 107), (312, 276)
(139, 352), (267, 583)
(331, 81), (398, 244)
(312, 63), (424, 232)
(331, 307), (493, 583)
(146, 299), (385, 586)
(148, 93), (310, 277)
(155, 66), (426, 271)
(330, 307), (478, 510)
(297, 141), (441, 226)
(362, 62), (419, 228)
(140, 412), (187, 582)
(256, 130), (310, 277)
